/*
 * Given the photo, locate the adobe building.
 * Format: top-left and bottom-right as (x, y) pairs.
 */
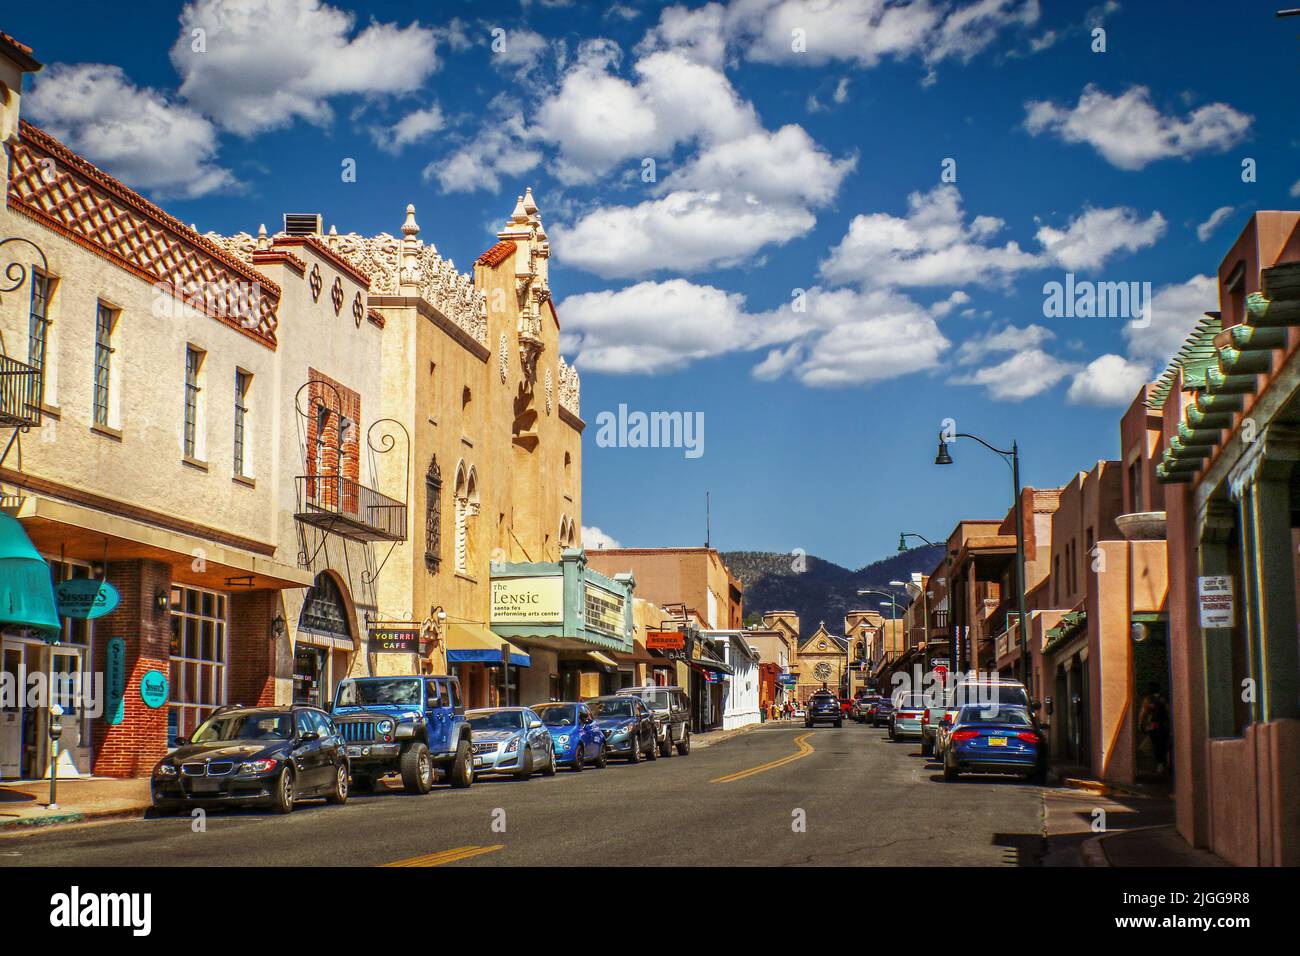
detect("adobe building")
(1154, 211), (1300, 866)
(584, 547), (744, 630)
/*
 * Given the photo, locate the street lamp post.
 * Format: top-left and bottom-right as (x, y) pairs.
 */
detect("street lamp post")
(934, 431), (1031, 694)
(858, 584), (906, 689)
(898, 533), (936, 671)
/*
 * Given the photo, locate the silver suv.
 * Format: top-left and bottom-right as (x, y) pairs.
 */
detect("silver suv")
(621, 685), (691, 756)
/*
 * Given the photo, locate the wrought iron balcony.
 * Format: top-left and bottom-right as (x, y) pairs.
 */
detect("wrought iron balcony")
(295, 474), (407, 542)
(0, 354), (43, 428)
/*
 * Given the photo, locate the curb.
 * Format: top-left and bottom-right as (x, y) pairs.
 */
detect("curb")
(690, 722), (762, 750)
(1082, 824), (1171, 867)
(0, 804), (149, 832)
(1059, 776), (1144, 799)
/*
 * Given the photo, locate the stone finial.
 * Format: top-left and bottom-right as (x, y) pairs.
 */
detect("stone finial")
(256, 223), (270, 250)
(401, 203), (420, 238)
(523, 186), (538, 216)
(511, 194), (529, 224)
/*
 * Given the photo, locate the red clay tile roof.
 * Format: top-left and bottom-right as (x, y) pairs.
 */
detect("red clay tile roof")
(476, 240), (516, 267)
(0, 31), (40, 71)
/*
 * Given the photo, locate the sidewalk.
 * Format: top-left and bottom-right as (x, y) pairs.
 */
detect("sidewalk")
(1041, 772), (1229, 867)
(0, 777), (152, 830)
(690, 719), (771, 750)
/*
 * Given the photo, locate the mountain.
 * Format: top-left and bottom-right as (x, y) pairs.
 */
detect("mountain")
(721, 545), (945, 640)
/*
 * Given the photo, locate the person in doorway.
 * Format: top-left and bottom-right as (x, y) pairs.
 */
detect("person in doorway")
(1138, 682), (1171, 774)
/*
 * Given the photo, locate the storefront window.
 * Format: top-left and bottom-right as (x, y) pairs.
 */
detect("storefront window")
(293, 645), (327, 706)
(169, 585), (227, 746)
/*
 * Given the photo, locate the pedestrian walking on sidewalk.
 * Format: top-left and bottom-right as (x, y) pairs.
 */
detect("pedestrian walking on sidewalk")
(1138, 683), (1171, 774)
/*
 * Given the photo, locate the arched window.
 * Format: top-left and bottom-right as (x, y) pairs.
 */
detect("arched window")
(454, 462), (479, 574)
(425, 455), (441, 573)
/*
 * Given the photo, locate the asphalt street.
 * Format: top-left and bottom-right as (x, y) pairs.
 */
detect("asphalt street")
(0, 722), (1048, 866)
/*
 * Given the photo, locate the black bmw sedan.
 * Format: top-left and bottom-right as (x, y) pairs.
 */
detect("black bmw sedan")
(151, 705), (349, 814)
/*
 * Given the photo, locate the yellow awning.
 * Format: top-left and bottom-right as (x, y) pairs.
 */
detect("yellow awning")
(444, 622), (531, 667)
(587, 651), (618, 667)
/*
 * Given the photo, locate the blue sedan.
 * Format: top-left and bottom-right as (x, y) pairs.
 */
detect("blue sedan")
(532, 702), (608, 771)
(942, 704), (1046, 783)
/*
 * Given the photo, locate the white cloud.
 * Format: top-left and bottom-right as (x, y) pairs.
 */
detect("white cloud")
(1024, 84), (1252, 170)
(752, 343), (805, 381)
(581, 526), (623, 550)
(535, 48), (758, 183)
(423, 102), (541, 193)
(954, 348), (1078, 401)
(1036, 206), (1166, 271)
(489, 27), (553, 80)
(559, 279), (762, 373)
(955, 323), (1055, 364)
(634, 2), (728, 67)
(930, 290), (971, 317)
(1123, 273), (1218, 367)
(1067, 354), (1153, 406)
(1291, 180), (1300, 199)
(1196, 206), (1235, 242)
(666, 124), (857, 206)
(819, 185), (1041, 289)
(554, 191), (813, 278)
(25, 63), (235, 199)
(720, 0), (1038, 70)
(372, 105), (445, 153)
(171, 0), (440, 135)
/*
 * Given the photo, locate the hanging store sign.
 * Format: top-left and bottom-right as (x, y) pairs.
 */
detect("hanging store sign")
(368, 624), (422, 653)
(1198, 576), (1234, 629)
(105, 637), (126, 725)
(55, 578), (120, 620)
(491, 577), (564, 625)
(646, 629), (685, 651)
(139, 669), (169, 709)
(584, 584), (625, 638)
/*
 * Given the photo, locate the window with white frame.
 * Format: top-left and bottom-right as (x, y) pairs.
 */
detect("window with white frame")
(169, 586), (227, 746)
(183, 346), (205, 459)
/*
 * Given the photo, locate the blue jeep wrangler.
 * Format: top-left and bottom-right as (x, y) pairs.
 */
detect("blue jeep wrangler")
(330, 675), (473, 793)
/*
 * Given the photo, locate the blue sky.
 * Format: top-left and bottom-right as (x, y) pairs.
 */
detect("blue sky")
(8, 0), (1295, 567)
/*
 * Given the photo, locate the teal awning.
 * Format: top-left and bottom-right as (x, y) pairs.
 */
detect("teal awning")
(0, 514), (60, 636)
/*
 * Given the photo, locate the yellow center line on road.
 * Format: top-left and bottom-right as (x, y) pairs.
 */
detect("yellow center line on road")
(710, 732), (816, 784)
(382, 844), (505, 867)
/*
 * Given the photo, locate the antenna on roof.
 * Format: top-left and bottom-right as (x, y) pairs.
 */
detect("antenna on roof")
(705, 491), (711, 549)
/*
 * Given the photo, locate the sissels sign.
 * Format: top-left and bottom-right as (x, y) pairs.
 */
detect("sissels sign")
(54, 578), (120, 620)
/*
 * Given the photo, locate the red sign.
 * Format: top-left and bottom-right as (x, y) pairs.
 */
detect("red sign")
(646, 630), (685, 650)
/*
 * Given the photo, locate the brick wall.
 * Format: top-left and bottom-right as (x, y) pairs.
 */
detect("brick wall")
(91, 559), (172, 778)
(305, 369), (362, 512)
(228, 589), (277, 707)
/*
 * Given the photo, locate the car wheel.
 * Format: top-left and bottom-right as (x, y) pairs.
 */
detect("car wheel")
(676, 731), (690, 756)
(804, 720), (813, 728)
(659, 734), (674, 758)
(1030, 766), (1048, 786)
(627, 739), (642, 763)
(835, 719), (843, 728)
(943, 756), (959, 781)
(272, 767), (295, 814)
(400, 743), (433, 794)
(645, 734), (658, 760)
(515, 747), (535, 779)
(595, 743), (609, 768)
(350, 773), (374, 793)
(542, 748), (557, 777)
(326, 762), (349, 805)
(448, 739), (473, 789)
(572, 745), (585, 772)
(921, 738), (934, 757)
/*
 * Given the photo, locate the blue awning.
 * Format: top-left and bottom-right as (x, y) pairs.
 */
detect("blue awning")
(0, 513), (60, 636)
(444, 622), (531, 667)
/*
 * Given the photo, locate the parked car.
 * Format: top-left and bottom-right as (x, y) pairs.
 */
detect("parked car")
(532, 702), (607, 771)
(151, 705), (348, 814)
(805, 690), (843, 727)
(331, 675), (473, 793)
(890, 693), (926, 740)
(940, 678), (1040, 761)
(587, 694), (659, 762)
(837, 697), (854, 717)
(852, 695), (881, 723)
(943, 704), (1047, 783)
(920, 690), (953, 756)
(466, 707), (557, 779)
(621, 685), (692, 756)
(871, 698), (894, 727)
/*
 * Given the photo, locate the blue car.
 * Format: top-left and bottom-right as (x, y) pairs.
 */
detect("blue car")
(942, 704), (1046, 783)
(533, 702), (608, 771)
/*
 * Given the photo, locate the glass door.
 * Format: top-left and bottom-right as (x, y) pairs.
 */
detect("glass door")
(1, 642), (24, 779)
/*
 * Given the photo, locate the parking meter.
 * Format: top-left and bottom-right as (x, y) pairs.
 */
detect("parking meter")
(48, 702), (64, 741)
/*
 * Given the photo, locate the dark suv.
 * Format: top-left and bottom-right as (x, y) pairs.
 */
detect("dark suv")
(331, 675), (473, 794)
(805, 691), (843, 728)
(621, 685), (691, 756)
